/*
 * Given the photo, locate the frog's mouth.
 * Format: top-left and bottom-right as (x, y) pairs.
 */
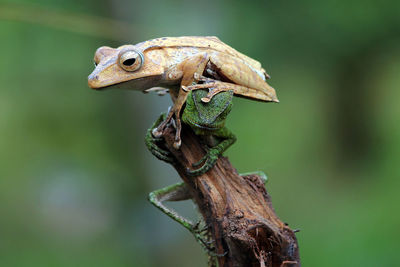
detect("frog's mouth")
(88, 76), (161, 92)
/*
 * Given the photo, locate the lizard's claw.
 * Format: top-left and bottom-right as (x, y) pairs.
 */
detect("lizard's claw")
(145, 114), (176, 164)
(146, 139), (175, 164)
(187, 149), (219, 176)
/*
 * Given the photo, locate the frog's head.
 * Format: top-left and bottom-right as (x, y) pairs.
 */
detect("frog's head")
(88, 45), (164, 91)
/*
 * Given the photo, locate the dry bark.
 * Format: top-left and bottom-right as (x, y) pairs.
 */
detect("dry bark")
(162, 124), (300, 267)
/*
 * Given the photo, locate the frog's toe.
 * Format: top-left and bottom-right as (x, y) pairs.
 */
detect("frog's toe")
(201, 97), (211, 103)
(173, 139), (181, 150)
(152, 127), (163, 138)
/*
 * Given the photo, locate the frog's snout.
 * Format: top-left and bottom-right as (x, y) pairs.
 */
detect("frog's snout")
(88, 72), (101, 89)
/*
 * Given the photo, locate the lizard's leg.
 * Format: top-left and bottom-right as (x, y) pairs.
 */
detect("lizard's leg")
(152, 53), (210, 149)
(148, 182), (194, 231)
(148, 182), (214, 252)
(145, 113), (176, 164)
(187, 127), (236, 176)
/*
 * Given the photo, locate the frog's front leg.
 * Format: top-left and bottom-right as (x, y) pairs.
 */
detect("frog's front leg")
(152, 53), (210, 149)
(187, 127), (237, 176)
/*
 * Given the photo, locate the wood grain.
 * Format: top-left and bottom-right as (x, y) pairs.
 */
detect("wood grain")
(162, 124), (300, 267)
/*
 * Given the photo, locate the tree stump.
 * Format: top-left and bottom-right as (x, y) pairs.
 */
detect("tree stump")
(162, 124), (300, 267)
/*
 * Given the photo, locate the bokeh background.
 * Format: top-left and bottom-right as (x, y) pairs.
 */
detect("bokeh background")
(1, 0), (399, 266)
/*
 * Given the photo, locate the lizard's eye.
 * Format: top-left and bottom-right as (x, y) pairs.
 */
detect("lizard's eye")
(118, 49), (143, 72)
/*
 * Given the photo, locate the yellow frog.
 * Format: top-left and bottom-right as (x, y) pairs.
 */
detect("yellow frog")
(88, 36), (278, 148)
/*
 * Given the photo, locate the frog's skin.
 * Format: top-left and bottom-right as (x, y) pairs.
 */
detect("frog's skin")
(146, 89), (236, 176)
(148, 171), (268, 266)
(88, 36), (278, 149)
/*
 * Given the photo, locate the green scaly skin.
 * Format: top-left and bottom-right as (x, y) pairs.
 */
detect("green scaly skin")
(145, 113), (175, 164)
(146, 89), (236, 176)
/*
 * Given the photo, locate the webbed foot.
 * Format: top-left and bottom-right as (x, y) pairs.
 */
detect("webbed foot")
(144, 87), (169, 96)
(182, 75), (228, 103)
(186, 149), (220, 176)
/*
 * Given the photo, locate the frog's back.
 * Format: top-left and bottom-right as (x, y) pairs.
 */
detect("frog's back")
(135, 36), (264, 72)
(135, 37), (276, 102)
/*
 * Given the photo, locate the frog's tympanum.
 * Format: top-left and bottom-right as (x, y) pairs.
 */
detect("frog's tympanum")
(88, 36), (278, 150)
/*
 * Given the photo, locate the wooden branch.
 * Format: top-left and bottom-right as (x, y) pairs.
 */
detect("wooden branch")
(162, 124), (301, 267)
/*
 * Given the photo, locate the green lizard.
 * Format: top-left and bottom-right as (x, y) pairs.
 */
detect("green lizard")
(145, 89), (268, 264)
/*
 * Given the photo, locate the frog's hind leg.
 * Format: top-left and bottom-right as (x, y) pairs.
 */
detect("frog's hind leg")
(183, 79), (276, 103)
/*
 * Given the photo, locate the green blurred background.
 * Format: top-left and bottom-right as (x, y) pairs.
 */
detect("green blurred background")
(1, 0), (399, 266)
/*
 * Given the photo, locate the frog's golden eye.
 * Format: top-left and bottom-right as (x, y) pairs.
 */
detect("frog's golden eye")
(118, 49), (143, 72)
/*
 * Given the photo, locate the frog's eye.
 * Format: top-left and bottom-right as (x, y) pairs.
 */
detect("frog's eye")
(118, 49), (143, 72)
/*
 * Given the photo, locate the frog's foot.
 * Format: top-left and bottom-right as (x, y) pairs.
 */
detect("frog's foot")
(182, 76), (232, 103)
(152, 107), (182, 149)
(187, 149), (219, 176)
(144, 87), (169, 96)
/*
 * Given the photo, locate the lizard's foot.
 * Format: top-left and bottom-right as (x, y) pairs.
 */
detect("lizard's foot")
(190, 220), (224, 256)
(145, 135), (175, 164)
(146, 114), (176, 164)
(186, 149), (219, 176)
(152, 107), (182, 149)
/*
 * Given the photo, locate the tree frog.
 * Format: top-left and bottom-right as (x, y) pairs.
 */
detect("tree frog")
(88, 36), (278, 149)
